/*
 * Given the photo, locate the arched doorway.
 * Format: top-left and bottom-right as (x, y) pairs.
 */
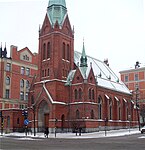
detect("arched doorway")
(38, 100), (49, 132)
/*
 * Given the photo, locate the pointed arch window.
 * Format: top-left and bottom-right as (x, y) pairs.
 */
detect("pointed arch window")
(92, 89), (95, 100)
(98, 96), (102, 119)
(89, 89), (91, 100)
(109, 99), (112, 120)
(62, 42), (65, 59)
(47, 42), (51, 58)
(67, 44), (70, 61)
(126, 107), (129, 120)
(91, 110), (94, 119)
(74, 89), (78, 100)
(79, 88), (82, 100)
(118, 101), (121, 120)
(43, 43), (46, 60)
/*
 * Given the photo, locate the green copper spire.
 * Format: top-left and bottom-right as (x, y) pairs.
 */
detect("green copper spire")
(48, 0), (66, 7)
(47, 0), (67, 28)
(80, 40), (88, 67)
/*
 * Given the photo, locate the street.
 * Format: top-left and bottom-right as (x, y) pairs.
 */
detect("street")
(0, 133), (145, 150)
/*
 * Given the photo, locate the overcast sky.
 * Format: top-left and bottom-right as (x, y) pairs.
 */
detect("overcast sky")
(0, 0), (145, 76)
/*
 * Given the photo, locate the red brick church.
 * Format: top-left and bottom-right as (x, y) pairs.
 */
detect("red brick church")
(27, 0), (138, 133)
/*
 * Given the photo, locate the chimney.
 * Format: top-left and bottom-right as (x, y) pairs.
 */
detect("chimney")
(10, 45), (18, 58)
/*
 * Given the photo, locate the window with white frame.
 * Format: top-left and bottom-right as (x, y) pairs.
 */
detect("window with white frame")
(21, 66), (25, 75)
(98, 96), (102, 119)
(6, 76), (10, 85)
(26, 80), (29, 89)
(20, 79), (24, 88)
(25, 92), (28, 101)
(135, 74), (139, 81)
(5, 89), (10, 99)
(26, 68), (30, 76)
(20, 91), (24, 100)
(125, 75), (128, 82)
(6, 63), (11, 71)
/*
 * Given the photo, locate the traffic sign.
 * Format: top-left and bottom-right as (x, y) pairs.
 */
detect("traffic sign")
(24, 119), (29, 125)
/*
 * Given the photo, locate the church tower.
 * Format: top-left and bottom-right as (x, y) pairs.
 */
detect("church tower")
(38, 0), (74, 81)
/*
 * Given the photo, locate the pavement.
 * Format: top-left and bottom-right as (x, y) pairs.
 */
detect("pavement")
(0, 128), (141, 139)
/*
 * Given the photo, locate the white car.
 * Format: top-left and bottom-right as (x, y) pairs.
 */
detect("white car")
(141, 126), (145, 134)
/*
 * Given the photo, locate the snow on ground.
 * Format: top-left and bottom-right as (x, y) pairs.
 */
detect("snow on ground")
(0, 128), (142, 140)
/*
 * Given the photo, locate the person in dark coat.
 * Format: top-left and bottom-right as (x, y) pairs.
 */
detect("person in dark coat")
(44, 127), (49, 138)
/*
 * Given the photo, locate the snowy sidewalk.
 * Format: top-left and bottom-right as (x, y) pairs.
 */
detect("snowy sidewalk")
(0, 128), (141, 139)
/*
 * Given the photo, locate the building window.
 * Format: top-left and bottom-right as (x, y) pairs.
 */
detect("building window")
(45, 69), (47, 76)
(118, 101), (121, 120)
(126, 107), (129, 120)
(21, 66), (25, 75)
(79, 88), (82, 100)
(119, 107), (121, 120)
(20, 91), (24, 100)
(67, 44), (70, 61)
(6, 63), (11, 71)
(125, 75), (128, 82)
(91, 110), (94, 119)
(20, 79), (24, 88)
(135, 74), (138, 81)
(109, 99), (112, 120)
(62, 42), (65, 59)
(47, 42), (51, 58)
(48, 69), (50, 76)
(6, 76), (10, 85)
(5, 89), (10, 99)
(43, 43), (46, 60)
(26, 80), (29, 89)
(42, 70), (44, 77)
(89, 89), (91, 99)
(74, 89), (78, 100)
(26, 68), (30, 76)
(92, 89), (95, 100)
(25, 92), (28, 101)
(98, 96), (102, 119)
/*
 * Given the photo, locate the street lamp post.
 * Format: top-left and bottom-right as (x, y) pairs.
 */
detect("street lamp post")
(128, 115), (131, 133)
(135, 86), (140, 131)
(31, 95), (36, 136)
(104, 117), (108, 136)
(55, 118), (58, 138)
(33, 105), (36, 136)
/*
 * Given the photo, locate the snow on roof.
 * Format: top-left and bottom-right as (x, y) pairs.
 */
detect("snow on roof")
(74, 51), (131, 94)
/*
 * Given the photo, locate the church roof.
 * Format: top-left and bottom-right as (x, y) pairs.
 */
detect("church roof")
(66, 51), (131, 95)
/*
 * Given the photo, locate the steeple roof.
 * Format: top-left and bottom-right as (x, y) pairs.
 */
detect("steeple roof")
(48, 0), (66, 7)
(80, 40), (88, 67)
(47, 0), (67, 27)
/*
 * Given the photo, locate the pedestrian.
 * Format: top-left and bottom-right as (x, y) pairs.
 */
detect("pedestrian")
(44, 127), (49, 138)
(75, 127), (78, 136)
(79, 127), (82, 136)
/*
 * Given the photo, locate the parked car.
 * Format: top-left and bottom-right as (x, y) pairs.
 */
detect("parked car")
(141, 126), (145, 134)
